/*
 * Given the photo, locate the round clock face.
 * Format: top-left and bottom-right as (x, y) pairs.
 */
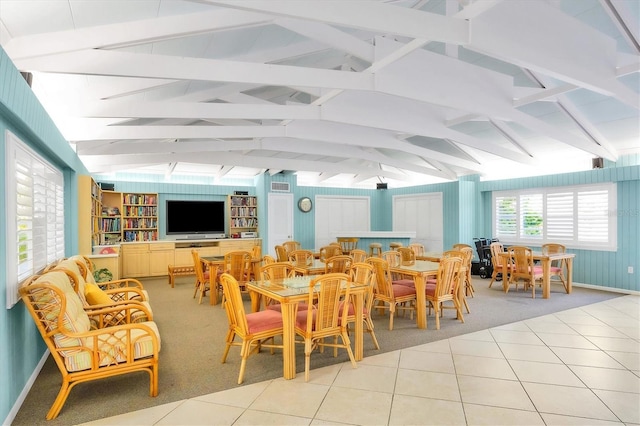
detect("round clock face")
(298, 197), (312, 213)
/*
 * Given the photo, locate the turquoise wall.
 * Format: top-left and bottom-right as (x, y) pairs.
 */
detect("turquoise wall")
(1, 43), (639, 423)
(0, 47), (88, 423)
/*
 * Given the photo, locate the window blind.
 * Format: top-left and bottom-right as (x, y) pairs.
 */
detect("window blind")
(5, 131), (65, 308)
(493, 183), (616, 251)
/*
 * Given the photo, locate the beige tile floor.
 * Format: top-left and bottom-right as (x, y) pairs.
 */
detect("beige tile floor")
(83, 295), (640, 426)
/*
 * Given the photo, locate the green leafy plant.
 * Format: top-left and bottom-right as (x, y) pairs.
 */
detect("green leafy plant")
(93, 268), (113, 283)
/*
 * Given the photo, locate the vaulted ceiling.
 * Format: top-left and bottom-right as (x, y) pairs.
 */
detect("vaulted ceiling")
(1, 0), (638, 188)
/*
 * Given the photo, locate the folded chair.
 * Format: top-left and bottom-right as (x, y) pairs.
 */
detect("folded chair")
(20, 271), (160, 420)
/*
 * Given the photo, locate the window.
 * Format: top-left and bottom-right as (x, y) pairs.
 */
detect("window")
(5, 131), (65, 309)
(493, 183), (616, 251)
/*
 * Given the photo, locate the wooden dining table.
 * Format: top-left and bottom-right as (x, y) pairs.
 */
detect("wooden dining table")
(389, 260), (440, 329)
(498, 251), (576, 298)
(247, 275), (366, 380)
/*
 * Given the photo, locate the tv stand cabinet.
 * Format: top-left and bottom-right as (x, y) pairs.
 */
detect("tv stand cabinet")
(121, 239), (261, 278)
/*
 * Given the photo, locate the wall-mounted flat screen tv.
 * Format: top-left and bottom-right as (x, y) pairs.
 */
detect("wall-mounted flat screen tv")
(166, 200), (226, 238)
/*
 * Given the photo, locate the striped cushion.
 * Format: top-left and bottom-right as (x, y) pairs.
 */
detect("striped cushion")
(32, 271), (90, 351)
(64, 321), (161, 372)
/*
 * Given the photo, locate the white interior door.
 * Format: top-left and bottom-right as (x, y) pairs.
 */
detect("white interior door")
(393, 193), (443, 252)
(267, 192), (294, 257)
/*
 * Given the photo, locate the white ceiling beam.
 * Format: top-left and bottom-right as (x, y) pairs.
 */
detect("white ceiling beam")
(207, 0), (469, 44)
(285, 120), (485, 171)
(81, 150), (415, 182)
(275, 18), (374, 62)
(77, 101), (320, 120)
(15, 49), (373, 91)
(468, 0), (639, 108)
(3, 8), (273, 60)
(66, 125), (285, 141)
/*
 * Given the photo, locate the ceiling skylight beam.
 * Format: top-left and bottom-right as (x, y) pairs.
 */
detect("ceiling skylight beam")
(602, 0), (640, 54)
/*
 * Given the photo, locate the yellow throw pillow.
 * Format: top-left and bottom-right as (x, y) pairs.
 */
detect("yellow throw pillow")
(85, 283), (112, 305)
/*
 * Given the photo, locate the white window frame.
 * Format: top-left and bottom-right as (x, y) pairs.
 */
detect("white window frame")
(5, 131), (65, 309)
(492, 183), (617, 251)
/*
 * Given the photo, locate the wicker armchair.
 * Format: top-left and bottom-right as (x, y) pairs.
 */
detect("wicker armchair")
(19, 270), (160, 420)
(56, 258), (153, 325)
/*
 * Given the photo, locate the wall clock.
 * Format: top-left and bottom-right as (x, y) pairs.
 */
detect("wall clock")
(298, 197), (312, 213)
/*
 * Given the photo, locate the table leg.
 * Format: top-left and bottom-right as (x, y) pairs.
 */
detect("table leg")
(414, 274), (427, 329)
(566, 257), (573, 294)
(502, 260), (509, 293)
(248, 289), (261, 313)
(281, 302), (297, 379)
(209, 266), (219, 305)
(353, 291), (364, 361)
(542, 258), (551, 299)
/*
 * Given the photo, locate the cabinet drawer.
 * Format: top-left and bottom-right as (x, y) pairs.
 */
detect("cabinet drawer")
(122, 243), (149, 253)
(149, 242), (174, 251)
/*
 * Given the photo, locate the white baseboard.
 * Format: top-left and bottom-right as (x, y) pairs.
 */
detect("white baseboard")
(572, 282), (640, 296)
(3, 349), (50, 426)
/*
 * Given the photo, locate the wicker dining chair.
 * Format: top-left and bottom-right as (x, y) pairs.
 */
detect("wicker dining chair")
(366, 257), (417, 330)
(346, 262), (380, 350)
(294, 273), (357, 382)
(349, 248), (368, 263)
(324, 255), (353, 274)
(506, 246), (544, 298)
(336, 237), (359, 255)
(426, 256), (464, 330)
(319, 244), (343, 262)
(542, 243), (568, 291)
(219, 273), (284, 384)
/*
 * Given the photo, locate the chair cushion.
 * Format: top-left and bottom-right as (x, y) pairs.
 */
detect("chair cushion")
(549, 266), (563, 274)
(85, 282), (113, 305)
(266, 302), (309, 312)
(245, 310), (283, 334)
(392, 284), (417, 297)
(425, 283), (437, 296)
(64, 321), (161, 372)
(392, 279), (415, 287)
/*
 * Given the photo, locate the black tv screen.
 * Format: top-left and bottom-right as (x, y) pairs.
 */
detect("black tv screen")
(166, 200), (226, 237)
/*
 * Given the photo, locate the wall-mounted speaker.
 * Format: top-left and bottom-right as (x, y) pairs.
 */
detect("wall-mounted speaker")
(376, 183), (388, 190)
(592, 157), (604, 169)
(98, 182), (115, 191)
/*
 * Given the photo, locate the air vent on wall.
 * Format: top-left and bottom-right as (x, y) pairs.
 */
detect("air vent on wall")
(271, 182), (290, 192)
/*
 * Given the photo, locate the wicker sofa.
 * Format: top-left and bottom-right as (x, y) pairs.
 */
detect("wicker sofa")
(19, 261), (161, 420)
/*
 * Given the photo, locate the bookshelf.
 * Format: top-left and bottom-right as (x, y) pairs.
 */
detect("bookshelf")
(122, 192), (158, 242)
(78, 175), (101, 254)
(100, 191), (123, 245)
(228, 194), (258, 237)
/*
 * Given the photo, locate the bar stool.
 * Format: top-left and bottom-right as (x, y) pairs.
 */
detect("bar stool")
(369, 242), (382, 257)
(389, 242), (403, 251)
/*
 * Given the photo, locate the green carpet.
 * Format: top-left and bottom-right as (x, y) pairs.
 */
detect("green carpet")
(12, 275), (621, 425)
